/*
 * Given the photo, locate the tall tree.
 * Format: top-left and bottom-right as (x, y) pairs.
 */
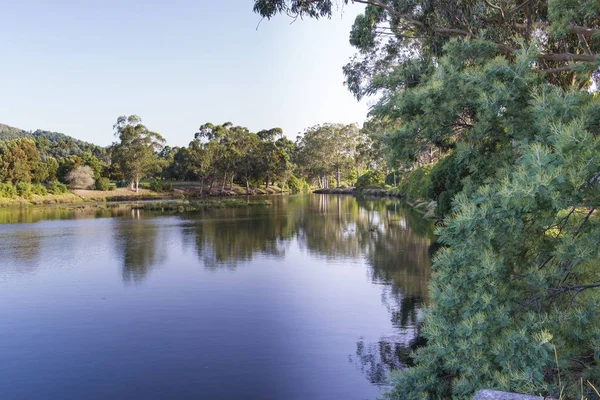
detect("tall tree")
(112, 115), (165, 193)
(254, 0), (600, 97)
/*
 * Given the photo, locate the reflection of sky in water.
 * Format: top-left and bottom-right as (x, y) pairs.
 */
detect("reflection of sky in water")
(0, 195), (433, 400)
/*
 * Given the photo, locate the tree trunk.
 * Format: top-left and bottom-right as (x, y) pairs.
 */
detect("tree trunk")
(200, 177), (204, 195)
(209, 177), (215, 193)
(245, 177), (250, 194)
(135, 176), (140, 193)
(336, 167), (341, 188)
(230, 173), (234, 190)
(221, 172), (226, 191)
(265, 175), (269, 190)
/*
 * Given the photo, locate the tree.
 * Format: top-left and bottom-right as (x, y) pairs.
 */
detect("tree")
(379, 43), (600, 400)
(295, 123), (359, 188)
(254, 1), (600, 398)
(112, 115), (165, 193)
(0, 138), (44, 184)
(65, 166), (95, 189)
(254, 0), (600, 98)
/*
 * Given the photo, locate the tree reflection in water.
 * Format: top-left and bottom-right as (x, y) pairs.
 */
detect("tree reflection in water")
(0, 194), (434, 386)
(180, 194), (434, 386)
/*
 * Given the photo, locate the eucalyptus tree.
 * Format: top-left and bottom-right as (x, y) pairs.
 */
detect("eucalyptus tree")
(295, 123), (359, 188)
(254, 0), (600, 97)
(195, 122), (254, 191)
(112, 115), (165, 193)
(255, 128), (289, 189)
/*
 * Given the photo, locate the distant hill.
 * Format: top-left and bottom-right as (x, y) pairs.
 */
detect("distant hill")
(0, 123), (108, 160)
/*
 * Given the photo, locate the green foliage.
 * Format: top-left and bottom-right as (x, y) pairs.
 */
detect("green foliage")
(295, 123), (361, 188)
(428, 154), (468, 216)
(0, 138), (46, 184)
(149, 180), (172, 193)
(356, 170), (385, 189)
(95, 177), (111, 191)
(0, 182), (17, 198)
(287, 175), (311, 193)
(400, 165), (432, 200)
(15, 182), (32, 198)
(30, 184), (48, 196)
(46, 180), (68, 195)
(112, 115), (166, 192)
(381, 46), (600, 399)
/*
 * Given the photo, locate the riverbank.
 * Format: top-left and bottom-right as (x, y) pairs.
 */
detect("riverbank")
(0, 183), (292, 208)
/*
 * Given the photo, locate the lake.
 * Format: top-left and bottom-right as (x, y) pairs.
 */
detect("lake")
(0, 195), (433, 400)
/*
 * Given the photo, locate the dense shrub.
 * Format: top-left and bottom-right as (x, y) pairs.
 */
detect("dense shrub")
(66, 166), (95, 189)
(95, 177), (111, 191)
(355, 170), (385, 189)
(287, 175), (311, 193)
(401, 164), (432, 200)
(0, 182), (17, 198)
(46, 180), (68, 195)
(31, 184), (47, 196)
(149, 180), (172, 193)
(15, 182), (32, 198)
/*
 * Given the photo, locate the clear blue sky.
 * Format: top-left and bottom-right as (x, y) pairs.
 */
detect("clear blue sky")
(0, 0), (369, 147)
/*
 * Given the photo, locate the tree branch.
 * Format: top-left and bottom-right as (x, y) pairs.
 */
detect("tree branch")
(484, 0), (505, 19)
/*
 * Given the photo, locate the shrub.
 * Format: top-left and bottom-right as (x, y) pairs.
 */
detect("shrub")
(16, 182), (32, 198)
(149, 180), (172, 193)
(47, 180), (68, 195)
(66, 166), (95, 189)
(355, 170), (385, 189)
(30, 184), (48, 196)
(108, 183), (117, 191)
(0, 182), (17, 198)
(287, 175), (311, 193)
(401, 165), (432, 200)
(95, 177), (111, 191)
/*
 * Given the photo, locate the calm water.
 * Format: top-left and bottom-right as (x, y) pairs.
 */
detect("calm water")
(0, 195), (434, 400)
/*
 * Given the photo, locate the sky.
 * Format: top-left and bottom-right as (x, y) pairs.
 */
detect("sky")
(0, 0), (370, 147)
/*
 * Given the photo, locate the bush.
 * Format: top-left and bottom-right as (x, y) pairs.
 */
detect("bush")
(66, 166), (95, 189)
(15, 182), (32, 198)
(108, 183), (117, 191)
(355, 170), (385, 189)
(0, 182), (17, 199)
(31, 184), (47, 196)
(95, 177), (111, 191)
(47, 180), (68, 195)
(149, 180), (172, 193)
(287, 175), (311, 193)
(401, 165), (432, 200)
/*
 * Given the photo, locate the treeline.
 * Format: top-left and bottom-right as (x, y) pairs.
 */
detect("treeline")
(0, 117), (385, 198)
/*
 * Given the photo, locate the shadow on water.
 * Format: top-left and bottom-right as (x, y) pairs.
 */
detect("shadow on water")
(0, 194), (434, 388)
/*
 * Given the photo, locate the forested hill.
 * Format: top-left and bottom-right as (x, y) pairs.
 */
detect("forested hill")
(0, 123), (107, 159)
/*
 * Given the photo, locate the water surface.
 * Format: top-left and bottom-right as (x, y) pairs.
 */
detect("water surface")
(0, 195), (433, 400)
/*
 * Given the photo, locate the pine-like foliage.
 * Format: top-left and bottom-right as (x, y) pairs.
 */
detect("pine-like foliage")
(384, 42), (600, 399)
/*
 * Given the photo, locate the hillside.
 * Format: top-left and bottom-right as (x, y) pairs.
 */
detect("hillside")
(0, 123), (107, 159)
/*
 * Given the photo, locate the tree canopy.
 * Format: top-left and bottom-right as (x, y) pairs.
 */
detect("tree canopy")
(112, 115), (166, 193)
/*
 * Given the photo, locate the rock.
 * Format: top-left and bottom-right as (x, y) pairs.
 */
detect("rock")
(473, 390), (544, 400)
(423, 208), (437, 220)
